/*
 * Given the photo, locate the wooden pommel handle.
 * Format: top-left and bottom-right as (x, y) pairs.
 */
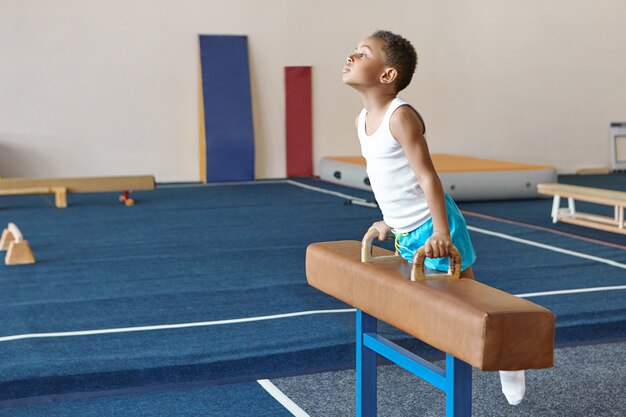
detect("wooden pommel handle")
(411, 245), (462, 281)
(361, 227), (399, 262)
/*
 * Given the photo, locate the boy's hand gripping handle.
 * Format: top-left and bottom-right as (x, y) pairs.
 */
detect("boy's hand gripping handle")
(411, 245), (461, 281)
(361, 227), (462, 282)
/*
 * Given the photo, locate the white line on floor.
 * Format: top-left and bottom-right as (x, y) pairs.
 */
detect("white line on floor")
(286, 180), (374, 204)
(1, 283), (625, 343)
(0, 309), (356, 343)
(286, 181), (626, 270)
(515, 285), (626, 298)
(467, 225), (626, 270)
(258, 379), (310, 417)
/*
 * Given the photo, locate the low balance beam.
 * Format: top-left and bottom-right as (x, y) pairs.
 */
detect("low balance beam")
(306, 229), (555, 417)
(0, 186), (67, 208)
(0, 175), (154, 208)
(538, 183), (626, 235)
(0, 175), (155, 193)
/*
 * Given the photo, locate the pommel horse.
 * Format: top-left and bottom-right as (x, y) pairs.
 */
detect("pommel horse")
(306, 228), (556, 417)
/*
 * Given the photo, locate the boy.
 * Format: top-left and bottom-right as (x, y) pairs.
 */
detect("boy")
(342, 30), (526, 405)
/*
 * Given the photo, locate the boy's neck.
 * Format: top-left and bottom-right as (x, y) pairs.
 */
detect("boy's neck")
(359, 90), (398, 114)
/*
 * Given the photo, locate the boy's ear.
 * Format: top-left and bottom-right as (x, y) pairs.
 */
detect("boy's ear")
(380, 67), (398, 85)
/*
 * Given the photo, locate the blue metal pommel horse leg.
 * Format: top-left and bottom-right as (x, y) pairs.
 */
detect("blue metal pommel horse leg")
(356, 310), (472, 417)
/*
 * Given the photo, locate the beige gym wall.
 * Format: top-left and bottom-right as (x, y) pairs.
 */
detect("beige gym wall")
(1, 0), (624, 181)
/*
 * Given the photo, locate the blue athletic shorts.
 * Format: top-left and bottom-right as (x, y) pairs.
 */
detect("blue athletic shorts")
(392, 194), (476, 272)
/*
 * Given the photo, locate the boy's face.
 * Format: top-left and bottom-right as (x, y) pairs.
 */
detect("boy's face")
(342, 36), (389, 90)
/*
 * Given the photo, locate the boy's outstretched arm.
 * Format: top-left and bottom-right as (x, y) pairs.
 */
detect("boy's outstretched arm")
(390, 106), (452, 259)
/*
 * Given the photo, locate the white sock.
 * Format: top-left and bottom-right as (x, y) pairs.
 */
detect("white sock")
(499, 370), (526, 405)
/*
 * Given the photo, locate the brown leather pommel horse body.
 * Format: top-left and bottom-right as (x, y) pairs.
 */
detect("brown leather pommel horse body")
(306, 229), (556, 416)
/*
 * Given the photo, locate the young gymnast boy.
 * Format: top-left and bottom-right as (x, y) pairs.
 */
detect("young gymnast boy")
(342, 30), (526, 405)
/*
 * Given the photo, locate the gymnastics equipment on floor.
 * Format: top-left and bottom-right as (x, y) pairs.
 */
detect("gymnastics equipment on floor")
(118, 190), (135, 206)
(538, 183), (626, 235)
(0, 175), (155, 208)
(1, 223), (35, 265)
(0, 186), (67, 208)
(306, 229), (555, 417)
(319, 154), (557, 201)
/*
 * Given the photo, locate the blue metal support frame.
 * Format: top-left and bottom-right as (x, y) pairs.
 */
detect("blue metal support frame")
(356, 310), (472, 417)
(356, 308), (377, 417)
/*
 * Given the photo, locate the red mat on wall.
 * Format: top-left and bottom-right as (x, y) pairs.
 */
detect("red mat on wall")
(285, 66), (312, 177)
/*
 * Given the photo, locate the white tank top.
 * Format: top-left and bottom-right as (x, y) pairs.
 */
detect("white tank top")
(358, 97), (431, 233)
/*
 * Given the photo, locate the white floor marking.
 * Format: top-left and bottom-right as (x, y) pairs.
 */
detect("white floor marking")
(1, 281), (625, 343)
(0, 309), (356, 343)
(515, 285), (626, 298)
(467, 225), (626, 270)
(258, 379), (310, 417)
(286, 180), (374, 205)
(285, 181), (626, 270)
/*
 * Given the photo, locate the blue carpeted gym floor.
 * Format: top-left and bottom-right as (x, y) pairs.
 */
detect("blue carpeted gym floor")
(0, 176), (624, 415)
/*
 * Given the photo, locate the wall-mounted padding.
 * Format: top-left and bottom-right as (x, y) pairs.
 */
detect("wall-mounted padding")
(199, 35), (255, 182)
(285, 66), (312, 177)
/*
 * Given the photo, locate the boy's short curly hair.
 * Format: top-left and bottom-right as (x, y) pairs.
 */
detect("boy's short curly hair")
(372, 30), (417, 92)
